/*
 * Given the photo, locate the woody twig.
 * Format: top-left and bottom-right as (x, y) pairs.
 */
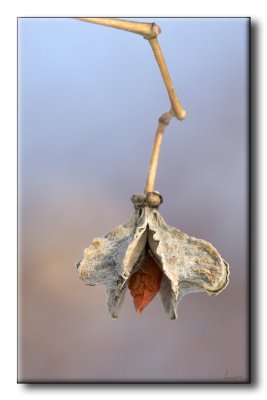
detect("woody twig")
(77, 17), (187, 194)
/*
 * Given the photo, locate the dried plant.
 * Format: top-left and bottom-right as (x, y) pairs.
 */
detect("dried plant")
(75, 18), (229, 319)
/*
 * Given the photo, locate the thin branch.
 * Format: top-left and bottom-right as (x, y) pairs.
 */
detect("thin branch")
(77, 18), (161, 39)
(143, 38), (186, 193)
(76, 18), (187, 196)
(145, 110), (174, 193)
(148, 38), (186, 121)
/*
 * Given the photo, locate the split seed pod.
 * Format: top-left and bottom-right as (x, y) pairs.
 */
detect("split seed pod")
(76, 192), (229, 319)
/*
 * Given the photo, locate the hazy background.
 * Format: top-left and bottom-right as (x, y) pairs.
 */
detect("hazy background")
(18, 18), (249, 382)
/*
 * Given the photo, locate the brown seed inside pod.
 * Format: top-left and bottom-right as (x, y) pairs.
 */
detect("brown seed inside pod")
(128, 248), (163, 313)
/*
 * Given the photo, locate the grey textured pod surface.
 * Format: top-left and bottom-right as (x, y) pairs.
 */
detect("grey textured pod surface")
(76, 207), (229, 319)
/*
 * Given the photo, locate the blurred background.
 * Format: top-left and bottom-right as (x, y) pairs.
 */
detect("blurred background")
(18, 18), (249, 382)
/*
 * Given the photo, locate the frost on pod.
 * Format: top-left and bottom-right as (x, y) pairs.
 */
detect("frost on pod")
(75, 192), (229, 319)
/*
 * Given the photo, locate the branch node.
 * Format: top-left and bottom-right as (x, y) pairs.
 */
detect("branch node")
(159, 110), (174, 125)
(151, 23), (162, 37)
(143, 23), (161, 39)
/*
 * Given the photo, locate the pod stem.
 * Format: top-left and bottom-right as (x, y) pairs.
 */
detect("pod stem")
(76, 18), (187, 194)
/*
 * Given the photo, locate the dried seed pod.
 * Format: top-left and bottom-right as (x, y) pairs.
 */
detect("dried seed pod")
(76, 198), (229, 319)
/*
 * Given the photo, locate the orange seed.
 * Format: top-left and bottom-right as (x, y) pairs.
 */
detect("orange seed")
(128, 250), (162, 313)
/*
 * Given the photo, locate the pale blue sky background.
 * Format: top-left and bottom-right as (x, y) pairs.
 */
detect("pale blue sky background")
(18, 18), (249, 382)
